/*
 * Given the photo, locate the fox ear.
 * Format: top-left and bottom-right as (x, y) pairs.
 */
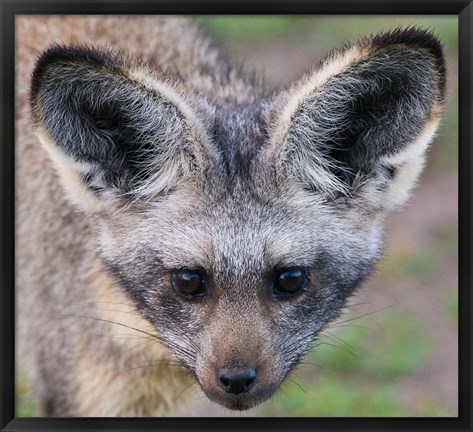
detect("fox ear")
(267, 28), (446, 210)
(31, 45), (210, 211)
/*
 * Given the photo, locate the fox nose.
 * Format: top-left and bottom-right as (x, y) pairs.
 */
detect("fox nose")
(217, 367), (257, 394)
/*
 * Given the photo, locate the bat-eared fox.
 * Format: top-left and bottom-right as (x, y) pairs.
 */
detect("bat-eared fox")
(16, 16), (445, 416)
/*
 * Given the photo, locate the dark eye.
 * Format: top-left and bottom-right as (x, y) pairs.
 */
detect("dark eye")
(272, 267), (307, 298)
(172, 269), (206, 299)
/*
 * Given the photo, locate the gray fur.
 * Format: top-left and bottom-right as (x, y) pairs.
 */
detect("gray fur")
(278, 46), (440, 199)
(17, 16), (445, 415)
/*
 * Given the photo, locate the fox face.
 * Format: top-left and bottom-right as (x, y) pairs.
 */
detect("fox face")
(30, 28), (445, 410)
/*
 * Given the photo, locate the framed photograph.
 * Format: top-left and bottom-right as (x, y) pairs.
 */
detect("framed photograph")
(1, 1), (471, 431)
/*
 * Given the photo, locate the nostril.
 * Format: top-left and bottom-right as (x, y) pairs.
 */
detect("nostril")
(244, 369), (257, 389)
(219, 376), (230, 387)
(217, 367), (257, 394)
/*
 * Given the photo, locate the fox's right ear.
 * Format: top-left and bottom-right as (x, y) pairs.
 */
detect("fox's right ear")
(265, 28), (446, 211)
(30, 45), (211, 212)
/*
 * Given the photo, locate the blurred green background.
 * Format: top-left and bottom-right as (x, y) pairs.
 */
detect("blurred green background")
(16, 15), (458, 418)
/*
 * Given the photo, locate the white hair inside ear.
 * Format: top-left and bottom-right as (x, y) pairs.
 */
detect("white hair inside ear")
(381, 117), (440, 210)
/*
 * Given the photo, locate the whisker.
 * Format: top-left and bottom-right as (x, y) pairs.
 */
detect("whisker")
(91, 308), (143, 317)
(327, 323), (374, 331)
(123, 362), (186, 372)
(286, 377), (306, 395)
(76, 301), (142, 308)
(47, 327), (156, 342)
(316, 341), (358, 358)
(174, 382), (199, 403)
(333, 304), (395, 326)
(59, 313), (161, 341)
(322, 332), (357, 354)
(299, 361), (323, 369)
(278, 384), (290, 401)
(345, 301), (373, 308)
(121, 339), (155, 355)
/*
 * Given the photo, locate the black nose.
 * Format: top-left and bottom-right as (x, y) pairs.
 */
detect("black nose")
(218, 367), (257, 394)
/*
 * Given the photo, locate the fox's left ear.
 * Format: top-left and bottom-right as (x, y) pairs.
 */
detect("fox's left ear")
(266, 28), (446, 210)
(30, 45), (213, 212)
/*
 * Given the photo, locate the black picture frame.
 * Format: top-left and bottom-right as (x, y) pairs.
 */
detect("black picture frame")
(1, 1), (471, 431)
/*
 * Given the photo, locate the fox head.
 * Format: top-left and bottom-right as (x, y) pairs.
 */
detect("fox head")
(30, 28), (445, 410)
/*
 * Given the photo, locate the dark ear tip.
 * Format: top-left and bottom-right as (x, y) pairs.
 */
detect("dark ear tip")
(30, 44), (117, 112)
(372, 27), (446, 101)
(372, 26), (444, 56)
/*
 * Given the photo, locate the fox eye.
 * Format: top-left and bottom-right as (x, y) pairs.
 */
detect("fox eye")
(172, 269), (206, 299)
(272, 267), (307, 298)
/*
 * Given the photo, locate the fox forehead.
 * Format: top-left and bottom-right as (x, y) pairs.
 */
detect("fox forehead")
(100, 185), (380, 277)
